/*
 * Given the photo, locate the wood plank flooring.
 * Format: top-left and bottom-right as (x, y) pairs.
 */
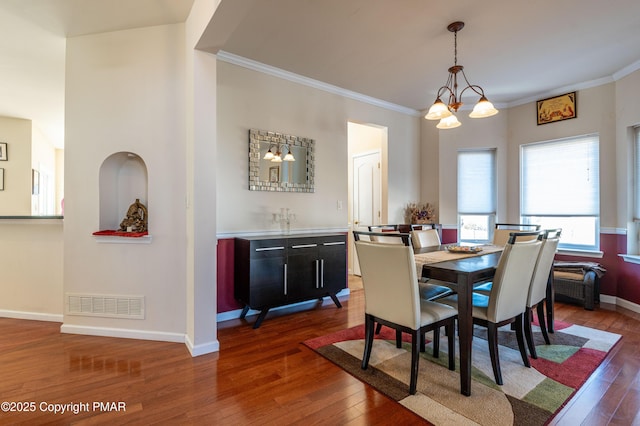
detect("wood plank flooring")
(1, 276), (639, 425)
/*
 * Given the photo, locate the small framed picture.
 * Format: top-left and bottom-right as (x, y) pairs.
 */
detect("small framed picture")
(269, 166), (280, 182)
(0, 168), (4, 190)
(537, 92), (577, 125)
(32, 169), (39, 195)
(0, 142), (7, 161)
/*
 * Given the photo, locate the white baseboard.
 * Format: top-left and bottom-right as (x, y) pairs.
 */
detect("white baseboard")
(0, 309), (63, 323)
(217, 288), (351, 323)
(60, 324), (185, 344)
(185, 334), (220, 356)
(611, 296), (640, 314)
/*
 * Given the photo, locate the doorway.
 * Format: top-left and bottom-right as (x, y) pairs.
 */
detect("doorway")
(347, 122), (388, 275)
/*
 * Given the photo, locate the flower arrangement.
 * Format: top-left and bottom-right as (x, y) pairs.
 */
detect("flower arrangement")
(406, 202), (435, 224)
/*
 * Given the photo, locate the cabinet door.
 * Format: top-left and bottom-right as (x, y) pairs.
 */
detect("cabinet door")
(248, 241), (287, 309)
(318, 239), (347, 294)
(249, 257), (287, 308)
(286, 240), (320, 301)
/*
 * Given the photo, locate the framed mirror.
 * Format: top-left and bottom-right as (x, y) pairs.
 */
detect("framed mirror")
(248, 129), (315, 192)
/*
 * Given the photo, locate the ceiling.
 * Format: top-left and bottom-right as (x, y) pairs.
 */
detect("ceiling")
(3, 0), (640, 148)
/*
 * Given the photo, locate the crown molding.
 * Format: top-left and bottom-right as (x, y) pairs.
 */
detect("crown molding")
(216, 50), (421, 117)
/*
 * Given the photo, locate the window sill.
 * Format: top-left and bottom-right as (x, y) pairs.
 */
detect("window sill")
(557, 249), (603, 258)
(620, 254), (640, 265)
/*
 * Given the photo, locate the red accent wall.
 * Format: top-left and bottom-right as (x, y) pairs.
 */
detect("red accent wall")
(217, 232), (640, 313)
(217, 238), (243, 312)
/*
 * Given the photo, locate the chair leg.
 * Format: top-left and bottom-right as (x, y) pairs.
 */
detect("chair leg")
(362, 315), (375, 370)
(396, 330), (402, 348)
(432, 327), (440, 358)
(537, 302), (551, 344)
(446, 321), (455, 371)
(487, 323), (503, 386)
(515, 314), (531, 368)
(524, 307), (538, 359)
(409, 330), (419, 395)
(375, 322), (382, 335)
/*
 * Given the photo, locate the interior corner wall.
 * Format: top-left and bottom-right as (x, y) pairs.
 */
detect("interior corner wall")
(63, 24), (188, 340)
(216, 61), (421, 235)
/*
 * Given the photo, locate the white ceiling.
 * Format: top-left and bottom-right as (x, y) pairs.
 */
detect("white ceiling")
(3, 0), (640, 148)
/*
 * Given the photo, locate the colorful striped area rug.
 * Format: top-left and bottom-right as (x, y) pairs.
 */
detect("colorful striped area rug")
(303, 320), (621, 425)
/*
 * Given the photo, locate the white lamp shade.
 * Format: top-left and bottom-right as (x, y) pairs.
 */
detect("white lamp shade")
(436, 114), (461, 129)
(283, 152), (295, 161)
(469, 97), (499, 118)
(263, 150), (274, 160)
(425, 99), (453, 120)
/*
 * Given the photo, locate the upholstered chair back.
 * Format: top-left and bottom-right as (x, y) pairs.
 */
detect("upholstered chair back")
(411, 229), (441, 248)
(527, 230), (561, 308)
(355, 241), (420, 329)
(487, 239), (542, 323)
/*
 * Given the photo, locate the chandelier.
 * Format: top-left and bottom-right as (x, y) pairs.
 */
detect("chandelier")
(263, 143), (295, 162)
(425, 21), (498, 129)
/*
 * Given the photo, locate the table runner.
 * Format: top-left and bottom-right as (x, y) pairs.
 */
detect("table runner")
(414, 244), (503, 276)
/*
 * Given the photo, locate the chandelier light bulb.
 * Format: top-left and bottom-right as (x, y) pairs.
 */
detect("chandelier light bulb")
(469, 96), (499, 118)
(436, 114), (461, 129)
(425, 98), (453, 120)
(263, 147), (274, 160)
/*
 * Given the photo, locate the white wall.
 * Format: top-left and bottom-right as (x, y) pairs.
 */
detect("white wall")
(0, 117), (32, 215)
(216, 61), (421, 235)
(62, 24), (188, 340)
(0, 221), (62, 320)
(431, 111), (509, 226)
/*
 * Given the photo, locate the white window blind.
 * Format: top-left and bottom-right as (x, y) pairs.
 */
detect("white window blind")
(635, 127), (640, 221)
(458, 149), (496, 214)
(521, 135), (599, 216)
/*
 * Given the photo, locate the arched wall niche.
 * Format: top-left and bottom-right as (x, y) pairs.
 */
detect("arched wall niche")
(98, 152), (148, 231)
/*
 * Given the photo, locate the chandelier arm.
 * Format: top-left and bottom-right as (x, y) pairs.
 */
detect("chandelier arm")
(459, 84), (486, 99)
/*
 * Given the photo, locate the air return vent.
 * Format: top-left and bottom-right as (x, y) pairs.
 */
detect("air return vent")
(66, 293), (145, 319)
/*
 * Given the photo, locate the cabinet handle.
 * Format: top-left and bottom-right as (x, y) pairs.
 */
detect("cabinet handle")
(321, 259), (324, 288)
(323, 242), (345, 246)
(315, 260), (320, 288)
(291, 244), (317, 249)
(255, 246), (285, 252)
(284, 263), (288, 295)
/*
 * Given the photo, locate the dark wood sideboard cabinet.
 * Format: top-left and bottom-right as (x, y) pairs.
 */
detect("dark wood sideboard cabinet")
(234, 233), (347, 328)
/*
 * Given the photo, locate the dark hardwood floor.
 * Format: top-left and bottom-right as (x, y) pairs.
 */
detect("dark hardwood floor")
(1, 276), (639, 425)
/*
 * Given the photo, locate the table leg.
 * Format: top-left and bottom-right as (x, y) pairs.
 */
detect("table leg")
(457, 274), (473, 396)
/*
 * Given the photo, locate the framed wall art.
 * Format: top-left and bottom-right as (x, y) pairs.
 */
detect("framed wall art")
(537, 92), (576, 125)
(269, 166), (280, 183)
(0, 142), (7, 161)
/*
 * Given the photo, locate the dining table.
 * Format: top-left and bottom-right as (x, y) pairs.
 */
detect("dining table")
(415, 244), (503, 397)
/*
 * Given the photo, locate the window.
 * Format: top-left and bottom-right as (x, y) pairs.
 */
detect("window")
(521, 134), (600, 251)
(458, 149), (496, 242)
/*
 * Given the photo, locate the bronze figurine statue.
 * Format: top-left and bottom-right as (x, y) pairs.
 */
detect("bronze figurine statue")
(119, 198), (148, 232)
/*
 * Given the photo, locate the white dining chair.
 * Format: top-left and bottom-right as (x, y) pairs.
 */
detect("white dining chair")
(492, 223), (541, 246)
(355, 240), (458, 394)
(523, 229), (561, 358)
(440, 232), (542, 385)
(411, 228), (441, 248)
(475, 229), (561, 358)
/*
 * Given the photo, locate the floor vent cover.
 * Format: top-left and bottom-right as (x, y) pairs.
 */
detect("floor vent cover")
(66, 293), (145, 319)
